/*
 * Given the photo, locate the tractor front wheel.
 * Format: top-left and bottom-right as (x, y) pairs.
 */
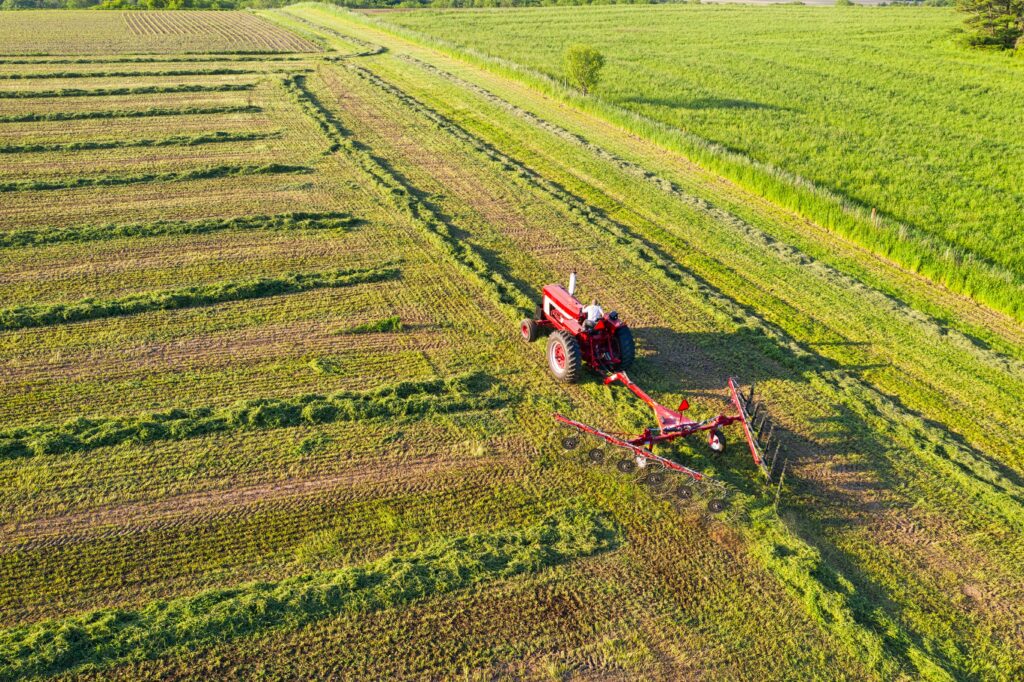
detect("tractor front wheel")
(520, 318), (539, 342)
(615, 326), (636, 369)
(547, 331), (582, 383)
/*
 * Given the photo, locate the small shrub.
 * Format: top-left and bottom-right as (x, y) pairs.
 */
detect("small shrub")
(563, 44), (605, 95)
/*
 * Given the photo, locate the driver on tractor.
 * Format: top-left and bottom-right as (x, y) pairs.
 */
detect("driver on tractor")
(582, 299), (603, 329)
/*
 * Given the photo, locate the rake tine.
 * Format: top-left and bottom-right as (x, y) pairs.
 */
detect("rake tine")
(761, 421), (775, 448)
(750, 401), (762, 423)
(745, 383), (756, 410)
(755, 414), (769, 440)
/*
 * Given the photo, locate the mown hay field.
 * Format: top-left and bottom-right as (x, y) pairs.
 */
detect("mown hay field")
(0, 10), (319, 55)
(0, 6), (1022, 680)
(378, 5), (1024, 321)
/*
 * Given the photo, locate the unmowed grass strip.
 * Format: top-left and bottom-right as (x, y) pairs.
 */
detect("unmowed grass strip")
(0, 130), (281, 156)
(0, 371), (499, 460)
(0, 67), (308, 80)
(0, 163), (311, 194)
(0, 505), (619, 680)
(0, 104), (260, 123)
(0, 265), (396, 333)
(0, 211), (357, 249)
(0, 83), (256, 99)
(281, 72), (534, 317)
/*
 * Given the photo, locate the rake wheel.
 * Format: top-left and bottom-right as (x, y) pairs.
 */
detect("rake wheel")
(708, 499), (726, 513)
(616, 458), (637, 474)
(562, 436), (579, 450)
(587, 448), (604, 464)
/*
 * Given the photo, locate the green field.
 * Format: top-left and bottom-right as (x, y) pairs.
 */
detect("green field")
(1, 5), (1023, 680)
(378, 5), (1024, 319)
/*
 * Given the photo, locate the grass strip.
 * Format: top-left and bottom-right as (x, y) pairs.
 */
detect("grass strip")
(0, 67), (307, 80)
(0, 265), (396, 333)
(0, 163), (311, 193)
(0, 370), (500, 460)
(0, 104), (260, 123)
(282, 72), (534, 317)
(0, 130), (280, 156)
(0, 505), (618, 679)
(0, 211), (357, 249)
(0, 83), (255, 99)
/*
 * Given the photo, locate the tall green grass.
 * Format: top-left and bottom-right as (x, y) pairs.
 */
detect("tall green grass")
(0, 211), (357, 249)
(0, 163), (311, 193)
(0, 265), (397, 332)
(0, 505), (619, 679)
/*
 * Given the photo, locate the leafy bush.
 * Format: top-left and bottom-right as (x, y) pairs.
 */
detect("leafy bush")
(563, 44), (605, 95)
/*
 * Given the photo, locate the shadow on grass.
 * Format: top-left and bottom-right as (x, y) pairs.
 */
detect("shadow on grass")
(622, 94), (799, 113)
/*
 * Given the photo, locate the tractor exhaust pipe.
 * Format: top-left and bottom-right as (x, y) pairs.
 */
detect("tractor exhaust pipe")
(568, 270), (577, 297)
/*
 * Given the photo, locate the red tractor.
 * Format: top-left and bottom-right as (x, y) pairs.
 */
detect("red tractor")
(520, 271), (635, 382)
(520, 273), (783, 494)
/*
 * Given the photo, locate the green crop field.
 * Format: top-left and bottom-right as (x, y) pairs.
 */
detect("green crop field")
(1, 5), (1022, 680)
(378, 5), (1024, 321)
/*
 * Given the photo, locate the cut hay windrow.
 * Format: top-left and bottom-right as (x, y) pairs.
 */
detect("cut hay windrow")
(0, 163), (311, 193)
(0, 211), (357, 249)
(0, 83), (256, 99)
(0, 371), (502, 460)
(0, 265), (398, 332)
(0, 55), (306, 65)
(0, 505), (618, 680)
(0, 67), (309, 80)
(282, 72), (534, 317)
(0, 104), (260, 123)
(0, 130), (281, 156)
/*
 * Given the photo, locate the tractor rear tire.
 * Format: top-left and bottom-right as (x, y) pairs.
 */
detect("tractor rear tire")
(521, 318), (539, 342)
(615, 326), (636, 370)
(547, 331), (582, 383)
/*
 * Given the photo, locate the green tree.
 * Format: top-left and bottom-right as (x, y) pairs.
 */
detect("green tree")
(563, 44), (605, 96)
(958, 0), (1024, 48)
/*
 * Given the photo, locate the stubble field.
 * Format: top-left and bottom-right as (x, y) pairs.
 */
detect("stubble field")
(0, 6), (1022, 680)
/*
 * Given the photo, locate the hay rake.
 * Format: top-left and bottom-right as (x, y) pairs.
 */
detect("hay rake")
(554, 372), (784, 511)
